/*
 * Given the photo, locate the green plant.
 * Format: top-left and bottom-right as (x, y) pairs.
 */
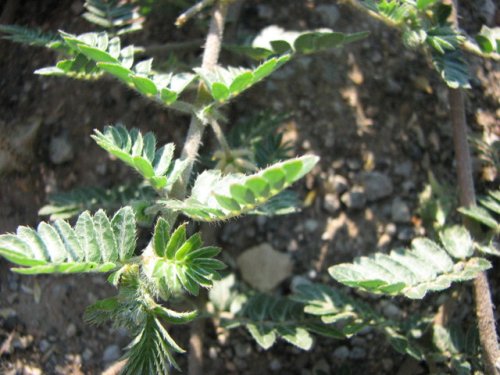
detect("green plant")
(0, 1), (359, 373)
(1, 1), (498, 374)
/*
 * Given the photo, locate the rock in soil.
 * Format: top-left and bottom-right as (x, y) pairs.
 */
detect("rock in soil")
(237, 243), (293, 292)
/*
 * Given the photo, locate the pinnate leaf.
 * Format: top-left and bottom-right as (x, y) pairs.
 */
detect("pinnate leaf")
(0, 207), (136, 274)
(159, 155), (319, 222)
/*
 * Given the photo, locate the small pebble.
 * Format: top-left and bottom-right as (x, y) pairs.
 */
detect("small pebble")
(362, 172), (394, 202)
(234, 342), (251, 358)
(102, 344), (121, 363)
(391, 197), (411, 223)
(269, 358), (282, 371)
(66, 323), (77, 338)
(82, 348), (93, 362)
(394, 161), (412, 177)
(383, 302), (402, 319)
(49, 134), (74, 164)
(332, 345), (350, 360)
(349, 347), (367, 360)
(39, 339), (50, 353)
(316, 4), (340, 27)
(323, 193), (341, 214)
(341, 188), (366, 210)
(305, 219), (320, 232)
(397, 227), (414, 241)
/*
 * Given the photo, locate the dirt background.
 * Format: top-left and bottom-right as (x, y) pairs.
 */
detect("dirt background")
(0, 0), (498, 374)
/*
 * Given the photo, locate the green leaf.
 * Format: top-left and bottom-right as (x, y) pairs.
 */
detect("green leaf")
(174, 233), (202, 261)
(439, 226), (473, 259)
(160, 155), (319, 222)
(229, 72), (254, 94)
(165, 224), (187, 260)
(131, 75), (158, 96)
(431, 50), (470, 89)
(78, 44), (119, 63)
(329, 237), (491, 299)
(144, 224), (224, 296)
(230, 184), (256, 205)
(417, 0), (436, 10)
(153, 218), (170, 257)
(214, 195), (241, 212)
(133, 157), (155, 178)
(97, 62), (132, 83)
(160, 88), (178, 105)
(111, 207), (136, 261)
(153, 306), (198, 325)
(246, 322), (277, 349)
(93, 210), (118, 262)
(458, 206), (498, 230)
(153, 144), (175, 177)
(92, 125), (185, 192)
(75, 212), (101, 262)
(0, 209), (136, 274)
(211, 82), (230, 101)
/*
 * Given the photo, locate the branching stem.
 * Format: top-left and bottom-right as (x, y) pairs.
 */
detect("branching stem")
(209, 118), (232, 158)
(171, 0), (229, 203)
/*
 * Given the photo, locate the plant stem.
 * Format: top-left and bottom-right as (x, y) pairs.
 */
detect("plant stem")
(210, 118), (232, 158)
(446, 1), (499, 372)
(171, 2), (229, 375)
(171, 0), (229, 203)
(176, 0), (215, 27)
(449, 87), (499, 375)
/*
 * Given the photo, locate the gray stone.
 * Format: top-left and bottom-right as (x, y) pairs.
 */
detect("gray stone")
(234, 342), (251, 358)
(237, 243), (293, 292)
(361, 172), (393, 201)
(102, 344), (121, 363)
(316, 4), (340, 28)
(312, 358), (330, 374)
(479, 0), (496, 25)
(66, 323), (77, 337)
(269, 358), (282, 371)
(349, 347), (367, 360)
(49, 134), (74, 164)
(391, 197), (411, 223)
(304, 219), (320, 233)
(346, 158), (362, 171)
(325, 174), (348, 194)
(257, 4), (274, 19)
(39, 339), (50, 353)
(332, 345), (350, 360)
(394, 160), (413, 177)
(397, 227), (414, 241)
(341, 187), (366, 210)
(82, 348), (93, 362)
(323, 193), (341, 214)
(383, 302), (402, 319)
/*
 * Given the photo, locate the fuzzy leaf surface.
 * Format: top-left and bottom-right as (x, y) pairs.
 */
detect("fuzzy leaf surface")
(159, 155), (319, 222)
(0, 208), (136, 274)
(92, 124), (187, 192)
(329, 237), (491, 299)
(144, 220), (225, 296)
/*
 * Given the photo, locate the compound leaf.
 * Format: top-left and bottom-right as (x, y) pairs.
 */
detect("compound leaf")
(0, 208), (136, 274)
(329, 237), (491, 299)
(159, 155), (319, 222)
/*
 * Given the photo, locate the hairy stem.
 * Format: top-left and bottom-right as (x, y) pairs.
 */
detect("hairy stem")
(449, 87), (499, 375)
(446, 1), (499, 372)
(176, 0), (215, 27)
(210, 118), (232, 158)
(172, 2), (229, 375)
(188, 318), (205, 375)
(171, 0), (229, 202)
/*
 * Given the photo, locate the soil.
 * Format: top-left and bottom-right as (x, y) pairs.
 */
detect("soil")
(0, 1), (498, 374)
